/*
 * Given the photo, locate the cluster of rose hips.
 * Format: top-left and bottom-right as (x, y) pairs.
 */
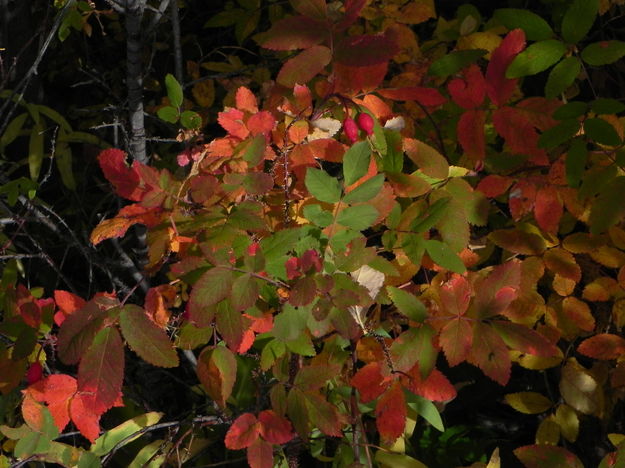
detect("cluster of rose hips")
(343, 112), (374, 143)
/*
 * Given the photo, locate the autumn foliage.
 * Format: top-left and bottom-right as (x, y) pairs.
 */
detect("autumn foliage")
(2, 0), (625, 467)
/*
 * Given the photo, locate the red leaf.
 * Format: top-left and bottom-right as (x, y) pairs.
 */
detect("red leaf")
(196, 346), (237, 408)
(439, 274), (472, 317)
(476, 175), (513, 198)
(261, 16), (328, 51)
(334, 34), (398, 66)
(448, 65), (486, 109)
(578, 333), (625, 360)
(225, 413), (260, 450)
(77, 327), (124, 414)
(247, 111), (276, 137)
(236, 87), (258, 113)
(218, 108), (249, 140)
(303, 391), (346, 437)
(333, 62), (388, 95)
(26, 362), (43, 385)
(407, 366), (457, 402)
(534, 185), (563, 234)
(57, 301), (108, 365)
(336, 0), (367, 31)
(469, 322), (511, 385)
(457, 110), (486, 161)
(486, 29), (526, 106)
(439, 318), (473, 367)
(258, 410), (295, 445)
(491, 321), (558, 357)
(350, 361), (389, 403)
(247, 438), (274, 468)
(375, 381), (406, 444)
(69, 392), (101, 442)
(508, 179), (537, 221)
(493, 106), (547, 164)
(97, 149), (144, 201)
(377, 87), (446, 107)
(277, 45), (332, 88)
(473, 261), (521, 319)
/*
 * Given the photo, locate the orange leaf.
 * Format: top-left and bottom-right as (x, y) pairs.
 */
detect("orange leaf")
(225, 413), (260, 450)
(69, 392), (101, 442)
(439, 318), (473, 366)
(90, 204), (162, 245)
(218, 108), (249, 139)
(439, 274), (472, 317)
(406, 365), (457, 402)
(543, 248), (581, 282)
(247, 111), (276, 137)
(578, 334), (625, 360)
(53, 290), (86, 327)
(491, 321), (558, 357)
(534, 186), (563, 234)
(377, 87), (446, 107)
(235, 87), (258, 113)
(375, 381), (406, 444)
(258, 410), (295, 444)
(247, 438), (274, 468)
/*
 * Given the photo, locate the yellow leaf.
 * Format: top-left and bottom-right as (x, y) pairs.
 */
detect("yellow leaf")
(513, 350), (562, 370)
(559, 358), (604, 416)
(590, 245), (625, 268)
(457, 31), (502, 60)
(192, 79), (215, 108)
(486, 447), (501, 468)
(555, 404), (579, 442)
(535, 415), (560, 445)
(505, 391), (553, 414)
(609, 433), (625, 447)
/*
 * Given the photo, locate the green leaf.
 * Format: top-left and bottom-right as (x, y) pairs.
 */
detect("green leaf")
(375, 451), (428, 468)
(591, 98), (625, 115)
(0, 112), (28, 149)
(494, 8), (554, 41)
(428, 49), (487, 77)
(302, 204), (334, 227)
(336, 205), (378, 231)
(188, 267), (234, 326)
(584, 118), (623, 146)
(230, 273), (259, 311)
(410, 197), (451, 233)
(425, 240), (466, 273)
(581, 40), (625, 66)
(387, 286), (426, 322)
(561, 0), (598, 44)
(204, 8), (244, 27)
(565, 138), (588, 188)
(545, 57), (581, 99)
(55, 137), (76, 190)
(382, 129), (403, 173)
(91, 412), (163, 456)
(180, 110), (202, 129)
(29, 122), (44, 181)
(128, 440), (166, 468)
(14, 431), (51, 460)
(164, 73), (183, 108)
(407, 393), (445, 432)
(119, 305), (179, 368)
(553, 101), (588, 120)
(343, 141), (371, 185)
(343, 174), (384, 204)
(506, 40), (566, 78)
(589, 176), (625, 234)
(157, 106), (179, 123)
(305, 167), (341, 203)
(242, 134), (266, 166)
(538, 119), (580, 149)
